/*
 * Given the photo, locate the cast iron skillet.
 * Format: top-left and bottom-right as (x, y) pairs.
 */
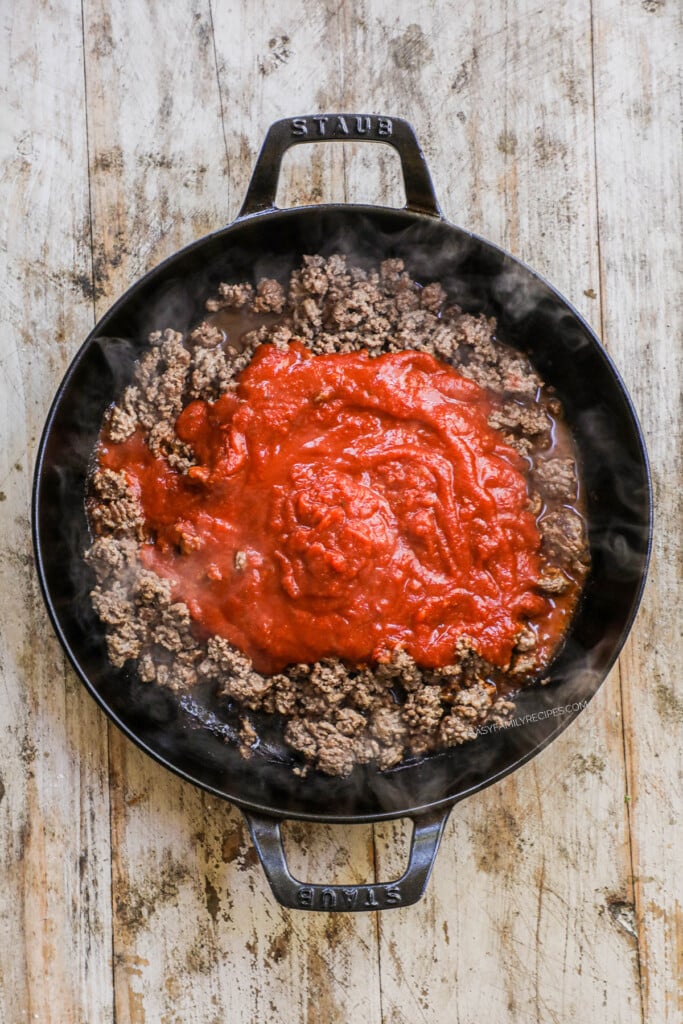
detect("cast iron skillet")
(32, 115), (652, 912)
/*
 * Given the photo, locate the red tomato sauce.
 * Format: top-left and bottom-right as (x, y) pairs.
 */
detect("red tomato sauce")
(99, 342), (553, 674)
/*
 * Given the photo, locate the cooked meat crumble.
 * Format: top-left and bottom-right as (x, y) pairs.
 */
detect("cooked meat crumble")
(86, 255), (589, 777)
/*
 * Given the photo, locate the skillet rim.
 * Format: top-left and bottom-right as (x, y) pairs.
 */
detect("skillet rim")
(31, 201), (653, 824)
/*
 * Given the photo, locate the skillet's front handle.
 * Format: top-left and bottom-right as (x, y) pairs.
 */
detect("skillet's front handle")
(238, 113), (442, 219)
(243, 806), (450, 912)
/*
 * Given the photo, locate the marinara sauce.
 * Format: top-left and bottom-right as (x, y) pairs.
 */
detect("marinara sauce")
(99, 342), (554, 674)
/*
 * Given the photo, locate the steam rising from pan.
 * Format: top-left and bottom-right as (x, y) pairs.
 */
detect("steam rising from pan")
(33, 203), (651, 822)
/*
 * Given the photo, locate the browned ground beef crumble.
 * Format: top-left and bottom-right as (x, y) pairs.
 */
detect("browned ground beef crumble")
(86, 255), (589, 777)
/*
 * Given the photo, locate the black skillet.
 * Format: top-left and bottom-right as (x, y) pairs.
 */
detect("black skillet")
(32, 115), (652, 911)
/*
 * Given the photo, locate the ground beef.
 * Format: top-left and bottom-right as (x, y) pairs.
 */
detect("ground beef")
(188, 321), (223, 348)
(88, 469), (145, 540)
(487, 400), (551, 442)
(85, 544), (199, 685)
(540, 508), (589, 568)
(187, 346), (237, 400)
(252, 277), (286, 313)
(534, 457), (578, 501)
(536, 566), (571, 594)
(420, 281), (448, 312)
(205, 282), (254, 311)
(147, 420), (196, 473)
(86, 254), (589, 777)
(307, 721), (358, 777)
(85, 536), (138, 580)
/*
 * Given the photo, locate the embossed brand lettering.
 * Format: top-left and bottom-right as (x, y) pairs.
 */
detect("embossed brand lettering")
(289, 115), (393, 140)
(296, 882), (402, 909)
(341, 888), (358, 908)
(320, 888), (337, 910)
(297, 886), (313, 907)
(364, 887), (379, 909)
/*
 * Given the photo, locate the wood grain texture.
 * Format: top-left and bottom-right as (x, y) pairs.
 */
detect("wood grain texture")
(591, 0), (683, 1020)
(0, 2), (113, 1022)
(0, 0), (680, 1020)
(82, 1), (381, 1021)
(345, 4), (643, 1022)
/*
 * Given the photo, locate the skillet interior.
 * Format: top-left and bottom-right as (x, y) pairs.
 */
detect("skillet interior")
(33, 205), (651, 821)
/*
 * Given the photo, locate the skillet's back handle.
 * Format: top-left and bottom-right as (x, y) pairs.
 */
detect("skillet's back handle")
(243, 806), (450, 912)
(238, 114), (442, 219)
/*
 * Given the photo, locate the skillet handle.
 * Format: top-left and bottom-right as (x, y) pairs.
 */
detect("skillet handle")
(238, 114), (442, 219)
(243, 806), (450, 912)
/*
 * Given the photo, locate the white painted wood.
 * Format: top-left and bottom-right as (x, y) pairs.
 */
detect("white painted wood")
(0, 2), (113, 1022)
(83, 0), (381, 1021)
(1, 0), (679, 1019)
(592, 1), (683, 1021)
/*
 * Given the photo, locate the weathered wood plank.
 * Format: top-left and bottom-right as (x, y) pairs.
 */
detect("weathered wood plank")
(210, 4), (386, 1021)
(82, 0), (381, 1021)
(0, 1), (114, 1022)
(4, 0), (679, 1020)
(591, 1), (683, 1020)
(79, 1), (242, 1021)
(110, 742), (382, 1024)
(346, 2), (644, 1021)
(83, 0), (228, 306)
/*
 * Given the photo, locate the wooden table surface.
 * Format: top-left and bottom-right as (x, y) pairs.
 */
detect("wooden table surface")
(1, 1), (681, 1021)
